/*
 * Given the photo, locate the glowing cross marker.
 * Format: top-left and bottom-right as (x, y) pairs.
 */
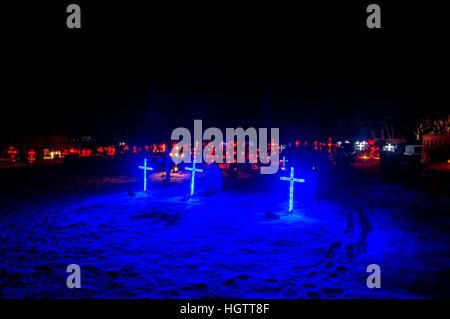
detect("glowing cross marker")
(386, 143), (394, 152)
(185, 157), (203, 196)
(280, 167), (305, 213)
(356, 141), (366, 151)
(138, 158), (153, 192)
(280, 156), (289, 170)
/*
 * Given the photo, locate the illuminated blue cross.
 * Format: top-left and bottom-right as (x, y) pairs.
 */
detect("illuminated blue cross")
(138, 158), (153, 192)
(185, 157), (203, 196)
(280, 167), (305, 213)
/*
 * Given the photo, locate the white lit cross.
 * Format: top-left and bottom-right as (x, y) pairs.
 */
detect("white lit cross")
(280, 167), (305, 213)
(386, 143), (395, 152)
(138, 158), (153, 192)
(356, 141), (366, 151)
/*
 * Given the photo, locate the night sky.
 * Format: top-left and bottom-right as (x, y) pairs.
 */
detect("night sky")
(2, 2), (447, 144)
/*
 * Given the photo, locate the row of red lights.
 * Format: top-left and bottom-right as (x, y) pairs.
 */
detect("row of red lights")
(5, 139), (383, 164)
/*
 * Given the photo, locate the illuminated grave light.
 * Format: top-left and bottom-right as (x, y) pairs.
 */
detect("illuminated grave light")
(368, 139), (376, 158)
(185, 157), (203, 197)
(280, 167), (305, 213)
(356, 141), (366, 151)
(280, 156), (289, 170)
(384, 143), (395, 152)
(28, 150), (36, 164)
(52, 151), (61, 159)
(8, 147), (18, 163)
(138, 158), (153, 192)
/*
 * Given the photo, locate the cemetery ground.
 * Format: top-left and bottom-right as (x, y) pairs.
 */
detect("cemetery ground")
(0, 158), (449, 298)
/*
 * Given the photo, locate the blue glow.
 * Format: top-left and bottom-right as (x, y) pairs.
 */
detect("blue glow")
(185, 158), (203, 196)
(0, 169), (440, 298)
(280, 167), (305, 212)
(138, 158), (153, 192)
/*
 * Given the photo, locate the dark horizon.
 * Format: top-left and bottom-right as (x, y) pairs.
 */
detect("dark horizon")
(2, 2), (447, 142)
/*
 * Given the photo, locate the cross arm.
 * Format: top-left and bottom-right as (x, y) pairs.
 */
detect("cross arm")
(186, 167), (203, 173)
(139, 166), (153, 170)
(186, 167), (203, 172)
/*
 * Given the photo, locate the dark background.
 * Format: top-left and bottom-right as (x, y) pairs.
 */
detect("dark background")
(2, 1), (447, 144)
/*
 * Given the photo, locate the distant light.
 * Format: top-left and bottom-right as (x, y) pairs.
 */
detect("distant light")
(28, 150), (36, 164)
(385, 143), (395, 152)
(280, 156), (289, 168)
(356, 141), (366, 151)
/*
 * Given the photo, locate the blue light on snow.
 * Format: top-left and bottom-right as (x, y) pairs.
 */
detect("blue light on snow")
(138, 158), (153, 192)
(280, 167), (305, 213)
(185, 158), (203, 196)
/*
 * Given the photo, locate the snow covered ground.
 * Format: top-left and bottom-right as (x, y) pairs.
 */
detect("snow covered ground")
(0, 169), (449, 298)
